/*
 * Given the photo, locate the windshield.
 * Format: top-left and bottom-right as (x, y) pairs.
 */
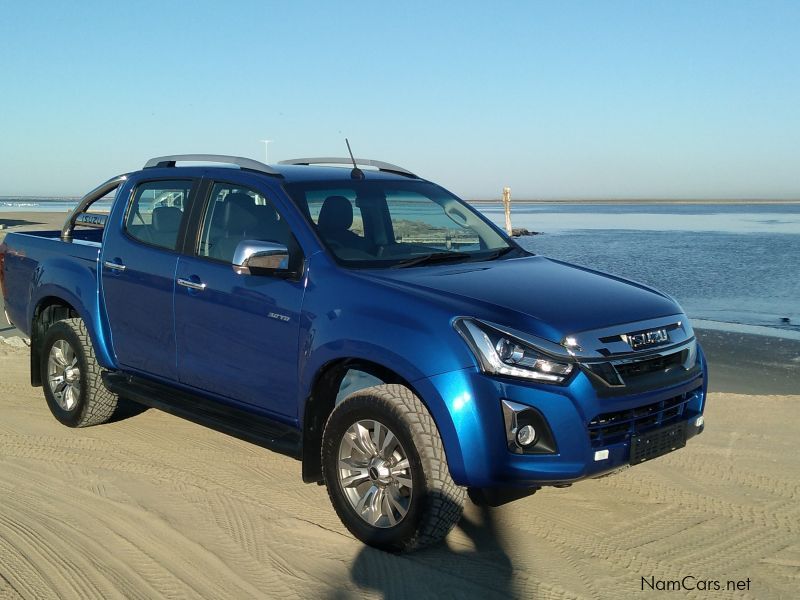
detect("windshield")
(283, 179), (517, 268)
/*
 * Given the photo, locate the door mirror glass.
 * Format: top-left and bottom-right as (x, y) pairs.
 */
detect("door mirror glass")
(232, 240), (292, 276)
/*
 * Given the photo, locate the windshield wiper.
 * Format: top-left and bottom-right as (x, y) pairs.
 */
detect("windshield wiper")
(474, 246), (516, 261)
(391, 252), (473, 268)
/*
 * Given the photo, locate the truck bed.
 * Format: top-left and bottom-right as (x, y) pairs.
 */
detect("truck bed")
(1, 229), (103, 337)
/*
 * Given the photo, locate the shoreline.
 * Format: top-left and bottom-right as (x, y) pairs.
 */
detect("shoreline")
(466, 198), (800, 204)
(4, 198), (800, 210)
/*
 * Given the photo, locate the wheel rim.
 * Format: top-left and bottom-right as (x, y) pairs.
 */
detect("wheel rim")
(47, 339), (81, 411)
(337, 419), (413, 528)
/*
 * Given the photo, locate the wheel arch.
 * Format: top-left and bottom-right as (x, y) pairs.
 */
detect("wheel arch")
(302, 358), (428, 484)
(29, 296), (80, 387)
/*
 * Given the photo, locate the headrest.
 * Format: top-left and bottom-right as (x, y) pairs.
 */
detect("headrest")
(151, 206), (182, 232)
(318, 195), (353, 231)
(224, 192), (255, 211)
(223, 201), (255, 233)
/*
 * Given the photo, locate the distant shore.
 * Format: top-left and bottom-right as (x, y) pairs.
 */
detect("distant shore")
(467, 198), (800, 204)
(4, 196), (800, 208)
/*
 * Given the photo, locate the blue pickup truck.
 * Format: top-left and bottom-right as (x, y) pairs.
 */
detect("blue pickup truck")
(0, 155), (707, 551)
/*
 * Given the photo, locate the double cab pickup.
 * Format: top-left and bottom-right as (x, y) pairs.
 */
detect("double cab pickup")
(0, 155), (707, 551)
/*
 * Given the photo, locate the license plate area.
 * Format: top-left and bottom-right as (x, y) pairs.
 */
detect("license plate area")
(630, 422), (687, 464)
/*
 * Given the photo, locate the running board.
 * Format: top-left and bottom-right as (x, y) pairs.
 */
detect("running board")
(102, 372), (302, 460)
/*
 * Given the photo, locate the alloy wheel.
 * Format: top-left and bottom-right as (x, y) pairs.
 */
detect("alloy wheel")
(47, 339), (81, 411)
(337, 419), (413, 528)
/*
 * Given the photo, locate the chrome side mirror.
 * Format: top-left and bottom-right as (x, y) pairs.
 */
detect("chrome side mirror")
(232, 240), (292, 276)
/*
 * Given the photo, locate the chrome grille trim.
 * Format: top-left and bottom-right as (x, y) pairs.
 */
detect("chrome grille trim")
(579, 339), (699, 392)
(561, 314), (693, 360)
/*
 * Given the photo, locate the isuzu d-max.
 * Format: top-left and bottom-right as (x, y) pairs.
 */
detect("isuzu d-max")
(0, 155), (707, 551)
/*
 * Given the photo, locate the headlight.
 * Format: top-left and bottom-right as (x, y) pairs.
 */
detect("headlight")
(454, 319), (574, 384)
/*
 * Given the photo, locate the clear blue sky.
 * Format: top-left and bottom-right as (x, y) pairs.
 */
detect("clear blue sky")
(1, 1), (798, 199)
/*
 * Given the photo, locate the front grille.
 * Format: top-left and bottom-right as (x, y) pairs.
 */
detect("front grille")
(614, 351), (684, 380)
(587, 388), (700, 448)
(580, 340), (701, 397)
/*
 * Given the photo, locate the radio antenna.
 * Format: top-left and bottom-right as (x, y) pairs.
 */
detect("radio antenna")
(345, 138), (364, 179)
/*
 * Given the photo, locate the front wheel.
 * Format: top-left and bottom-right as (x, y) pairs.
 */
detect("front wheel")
(322, 384), (465, 552)
(41, 318), (119, 428)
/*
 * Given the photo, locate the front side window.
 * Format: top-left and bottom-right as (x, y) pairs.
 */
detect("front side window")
(125, 180), (192, 251)
(284, 179), (516, 268)
(198, 182), (298, 265)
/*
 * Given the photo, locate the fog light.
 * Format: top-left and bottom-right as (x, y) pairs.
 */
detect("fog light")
(516, 425), (536, 446)
(594, 449), (609, 461)
(695, 415), (704, 428)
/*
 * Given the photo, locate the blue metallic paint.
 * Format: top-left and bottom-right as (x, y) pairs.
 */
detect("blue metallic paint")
(0, 162), (710, 491)
(363, 255), (681, 343)
(99, 174), (184, 380)
(2, 234), (116, 368)
(174, 254), (305, 418)
(415, 348), (706, 487)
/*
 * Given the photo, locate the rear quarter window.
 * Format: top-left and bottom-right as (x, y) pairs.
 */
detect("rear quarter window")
(125, 180), (193, 251)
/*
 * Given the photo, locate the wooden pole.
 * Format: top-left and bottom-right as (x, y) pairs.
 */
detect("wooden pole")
(502, 186), (512, 236)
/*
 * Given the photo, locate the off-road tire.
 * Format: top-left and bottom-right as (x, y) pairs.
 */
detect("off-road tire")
(322, 384), (465, 552)
(41, 318), (118, 427)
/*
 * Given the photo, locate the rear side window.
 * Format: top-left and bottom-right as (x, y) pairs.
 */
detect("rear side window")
(125, 180), (193, 251)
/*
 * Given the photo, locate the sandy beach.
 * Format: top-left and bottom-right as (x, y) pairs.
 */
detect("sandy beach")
(1, 338), (798, 599)
(2, 211), (799, 598)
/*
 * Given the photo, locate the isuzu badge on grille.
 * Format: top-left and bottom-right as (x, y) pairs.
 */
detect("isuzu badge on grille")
(623, 328), (670, 350)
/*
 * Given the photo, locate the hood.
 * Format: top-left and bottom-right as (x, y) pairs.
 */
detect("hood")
(364, 256), (682, 342)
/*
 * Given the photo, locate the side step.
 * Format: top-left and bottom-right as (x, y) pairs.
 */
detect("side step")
(102, 372), (302, 460)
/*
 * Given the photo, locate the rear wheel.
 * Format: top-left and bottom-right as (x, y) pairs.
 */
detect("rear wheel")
(322, 384), (465, 552)
(41, 318), (118, 427)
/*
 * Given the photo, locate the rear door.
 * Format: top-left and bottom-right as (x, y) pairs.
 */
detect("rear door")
(173, 178), (305, 418)
(101, 178), (198, 380)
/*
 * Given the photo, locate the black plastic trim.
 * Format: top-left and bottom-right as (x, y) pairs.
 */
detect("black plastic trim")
(581, 364), (703, 398)
(102, 372), (302, 460)
(516, 406), (558, 454)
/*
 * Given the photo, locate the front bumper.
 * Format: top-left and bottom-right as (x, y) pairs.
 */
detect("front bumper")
(414, 347), (708, 488)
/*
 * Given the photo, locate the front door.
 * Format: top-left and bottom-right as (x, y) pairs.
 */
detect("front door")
(173, 180), (305, 418)
(101, 178), (196, 380)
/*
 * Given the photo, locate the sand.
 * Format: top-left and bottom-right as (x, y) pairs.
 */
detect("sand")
(0, 338), (797, 599)
(0, 211), (66, 239)
(2, 211), (799, 597)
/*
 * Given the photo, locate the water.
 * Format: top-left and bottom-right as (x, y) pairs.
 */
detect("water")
(3, 198), (799, 337)
(0, 198), (112, 212)
(475, 202), (800, 338)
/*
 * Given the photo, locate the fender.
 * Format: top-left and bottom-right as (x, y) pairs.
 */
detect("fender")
(297, 333), (477, 484)
(28, 264), (115, 369)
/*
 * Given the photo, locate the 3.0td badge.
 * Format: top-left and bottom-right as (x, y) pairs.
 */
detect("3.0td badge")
(623, 328), (670, 350)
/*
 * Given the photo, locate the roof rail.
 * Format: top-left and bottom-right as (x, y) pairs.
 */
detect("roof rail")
(144, 154), (281, 176)
(278, 157), (416, 177)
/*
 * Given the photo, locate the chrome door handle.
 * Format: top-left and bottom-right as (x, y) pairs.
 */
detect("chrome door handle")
(103, 261), (126, 271)
(177, 278), (207, 291)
